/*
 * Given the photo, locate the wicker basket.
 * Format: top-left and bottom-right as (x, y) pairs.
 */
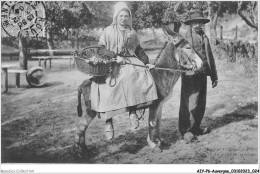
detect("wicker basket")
(74, 46), (113, 76)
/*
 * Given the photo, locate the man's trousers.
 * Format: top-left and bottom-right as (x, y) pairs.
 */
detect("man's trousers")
(179, 74), (207, 136)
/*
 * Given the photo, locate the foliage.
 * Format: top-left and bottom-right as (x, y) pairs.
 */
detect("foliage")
(60, 2), (94, 30)
(219, 1), (238, 16)
(130, 1), (209, 30)
(87, 1), (114, 28)
(2, 37), (18, 49)
(164, 1), (208, 21)
(61, 9), (75, 33)
(44, 2), (64, 37)
(130, 2), (168, 30)
(3, 1), (257, 51)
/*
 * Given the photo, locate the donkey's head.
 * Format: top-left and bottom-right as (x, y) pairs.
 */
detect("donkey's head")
(162, 26), (204, 75)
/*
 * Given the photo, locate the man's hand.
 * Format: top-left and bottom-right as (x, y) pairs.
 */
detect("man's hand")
(115, 56), (126, 64)
(212, 80), (218, 88)
(146, 64), (155, 70)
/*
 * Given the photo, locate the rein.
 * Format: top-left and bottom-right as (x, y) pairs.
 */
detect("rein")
(125, 62), (183, 72)
(116, 37), (188, 73)
(153, 41), (168, 65)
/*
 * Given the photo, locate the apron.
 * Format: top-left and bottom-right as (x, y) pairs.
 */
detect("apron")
(91, 57), (158, 112)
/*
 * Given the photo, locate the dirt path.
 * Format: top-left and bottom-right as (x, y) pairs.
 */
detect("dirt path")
(1, 55), (258, 164)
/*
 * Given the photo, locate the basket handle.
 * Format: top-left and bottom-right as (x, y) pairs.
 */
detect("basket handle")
(73, 45), (104, 57)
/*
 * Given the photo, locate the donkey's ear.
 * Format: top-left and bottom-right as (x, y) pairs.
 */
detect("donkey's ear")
(162, 25), (184, 46)
(162, 25), (175, 37)
(162, 25), (180, 39)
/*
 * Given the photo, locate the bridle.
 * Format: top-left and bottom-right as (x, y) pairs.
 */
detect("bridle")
(152, 28), (196, 73)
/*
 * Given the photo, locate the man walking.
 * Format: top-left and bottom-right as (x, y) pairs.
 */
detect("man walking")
(179, 10), (218, 142)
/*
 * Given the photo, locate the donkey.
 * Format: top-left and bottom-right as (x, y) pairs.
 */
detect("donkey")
(75, 28), (203, 152)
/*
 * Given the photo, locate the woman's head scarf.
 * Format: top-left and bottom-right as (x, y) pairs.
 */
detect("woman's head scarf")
(112, 2), (132, 28)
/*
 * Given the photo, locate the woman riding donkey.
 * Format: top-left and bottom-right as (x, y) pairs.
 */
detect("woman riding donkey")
(76, 2), (158, 141)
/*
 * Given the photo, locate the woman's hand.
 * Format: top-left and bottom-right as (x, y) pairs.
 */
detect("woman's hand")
(146, 64), (155, 70)
(116, 56), (126, 65)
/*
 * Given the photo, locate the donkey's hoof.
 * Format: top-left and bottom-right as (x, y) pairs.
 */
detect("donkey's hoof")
(74, 143), (86, 150)
(152, 146), (162, 153)
(73, 143), (87, 158)
(147, 139), (162, 152)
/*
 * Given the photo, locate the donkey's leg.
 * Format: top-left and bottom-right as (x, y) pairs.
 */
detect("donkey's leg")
(75, 79), (96, 149)
(148, 100), (163, 149)
(75, 109), (96, 148)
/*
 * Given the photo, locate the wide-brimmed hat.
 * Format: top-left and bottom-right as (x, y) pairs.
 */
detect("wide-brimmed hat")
(184, 10), (210, 25)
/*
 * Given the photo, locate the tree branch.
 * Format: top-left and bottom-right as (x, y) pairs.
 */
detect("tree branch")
(237, 1), (258, 31)
(212, 2), (222, 29)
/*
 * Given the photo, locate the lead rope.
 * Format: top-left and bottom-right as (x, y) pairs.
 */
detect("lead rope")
(138, 109), (148, 126)
(109, 26), (121, 87)
(108, 63), (116, 87)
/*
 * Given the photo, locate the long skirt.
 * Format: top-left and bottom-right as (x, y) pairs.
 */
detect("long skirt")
(91, 57), (158, 112)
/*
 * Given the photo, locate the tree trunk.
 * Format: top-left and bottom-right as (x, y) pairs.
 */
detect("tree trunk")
(151, 26), (157, 44)
(67, 29), (69, 48)
(235, 26), (238, 40)
(47, 30), (54, 56)
(212, 2), (222, 41)
(206, 2), (212, 40)
(19, 35), (28, 70)
(207, 1), (222, 56)
(212, 14), (218, 39)
(76, 28), (79, 49)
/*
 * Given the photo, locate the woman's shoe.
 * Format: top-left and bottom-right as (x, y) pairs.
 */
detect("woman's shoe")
(129, 113), (139, 129)
(104, 121), (114, 140)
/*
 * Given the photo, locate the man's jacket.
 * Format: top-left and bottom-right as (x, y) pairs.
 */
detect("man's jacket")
(184, 30), (218, 82)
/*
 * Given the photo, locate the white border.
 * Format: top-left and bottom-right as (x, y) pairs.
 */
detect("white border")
(1, 164), (260, 174)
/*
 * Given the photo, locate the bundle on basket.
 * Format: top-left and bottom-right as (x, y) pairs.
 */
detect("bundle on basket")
(74, 46), (117, 76)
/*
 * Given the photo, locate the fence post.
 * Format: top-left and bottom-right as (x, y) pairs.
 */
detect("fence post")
(220, 26), (223, 41)
(19, 35), (28, 70)
(3, 68), (8, 93)
(234, 25), (238, 62)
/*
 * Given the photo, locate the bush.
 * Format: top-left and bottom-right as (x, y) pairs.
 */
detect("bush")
(27, 38), (47, 50)
(215, 46), (257, 76)
(1, 37), (19, 49)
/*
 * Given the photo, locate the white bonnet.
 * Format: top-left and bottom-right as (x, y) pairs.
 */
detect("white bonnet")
(112, 2), (132, 27)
